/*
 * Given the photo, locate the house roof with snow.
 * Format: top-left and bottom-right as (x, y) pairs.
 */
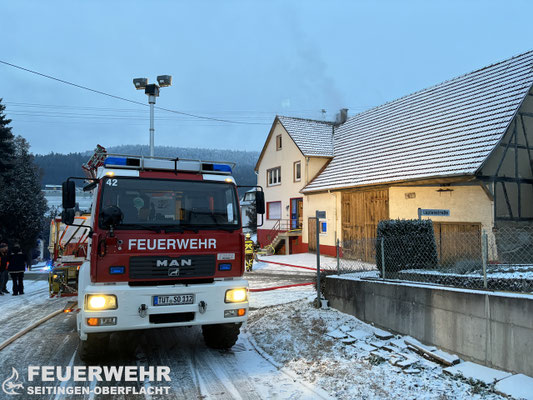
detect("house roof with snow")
(255, 116), (334, 170)
(303, 50), (533, 193)
(277, 116), (334, 157)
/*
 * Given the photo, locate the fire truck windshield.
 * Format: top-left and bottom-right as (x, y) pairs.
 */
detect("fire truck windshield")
(100, 177), (240, 230)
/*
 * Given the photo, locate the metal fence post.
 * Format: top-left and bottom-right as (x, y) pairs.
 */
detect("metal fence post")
(336, 238), (340, 275)
(381, 237), (385, 280)
(482, 231), (488, 289)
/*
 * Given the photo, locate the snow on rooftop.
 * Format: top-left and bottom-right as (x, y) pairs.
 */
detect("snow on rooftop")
(304, 50), (533, 192)
(278, 116), (335, 157)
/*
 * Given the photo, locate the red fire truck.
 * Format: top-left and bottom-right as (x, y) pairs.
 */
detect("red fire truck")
(61, 147), (264, 361)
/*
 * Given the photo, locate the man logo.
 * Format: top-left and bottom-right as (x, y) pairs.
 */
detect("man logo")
(168, 268), (180, 277)
(2, 367), (23, 395)
(157, 259), (192, 267)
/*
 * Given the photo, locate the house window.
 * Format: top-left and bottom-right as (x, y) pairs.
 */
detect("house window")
(294, 161), (301, 182)
(267, 201), (281, 220)
(267, 167), (281, 186)
(276, 134), (282, 150)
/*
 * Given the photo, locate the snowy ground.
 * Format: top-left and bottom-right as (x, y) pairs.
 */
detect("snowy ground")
(0, 280), (67, 343)
(249, 285), (316, 309)
(4, 258), (527, 399)
(248, 257), (526, 399)
(246, 258), (316, 309)
(0, 282), (327, 399)
(248, 299), (509, 400)
(257, 253), (339, 270)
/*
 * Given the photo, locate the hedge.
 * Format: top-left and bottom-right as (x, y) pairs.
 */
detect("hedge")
(376, 219), (438, 275)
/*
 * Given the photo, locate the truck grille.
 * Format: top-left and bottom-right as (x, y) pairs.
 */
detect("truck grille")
(129, 255), (216, 280)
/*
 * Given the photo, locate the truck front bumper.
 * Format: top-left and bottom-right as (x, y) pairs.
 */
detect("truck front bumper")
(77, 279), (248, 340)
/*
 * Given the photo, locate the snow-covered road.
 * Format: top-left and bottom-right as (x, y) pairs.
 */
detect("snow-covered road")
(0, 264), (323, 399)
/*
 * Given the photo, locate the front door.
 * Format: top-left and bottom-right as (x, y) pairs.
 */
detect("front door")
(290, 198), (303, 230)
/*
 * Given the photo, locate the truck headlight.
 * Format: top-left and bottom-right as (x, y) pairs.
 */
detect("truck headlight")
(85, 294), (118, 310)
(225, 288), (247, 303)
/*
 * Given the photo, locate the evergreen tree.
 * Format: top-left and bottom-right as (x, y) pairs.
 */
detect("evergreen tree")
(0, 99), (15, 244)
(0, 136), (48, 258)
(0, 99), (15, 174)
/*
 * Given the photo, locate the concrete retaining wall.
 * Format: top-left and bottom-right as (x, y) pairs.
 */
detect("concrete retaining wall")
(324, 276), (533, 377)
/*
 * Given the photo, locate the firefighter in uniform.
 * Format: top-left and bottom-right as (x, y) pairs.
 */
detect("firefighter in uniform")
(244, 233), (254, 272)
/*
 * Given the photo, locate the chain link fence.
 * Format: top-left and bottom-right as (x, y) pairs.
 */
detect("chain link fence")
(335, 226), (533, 294)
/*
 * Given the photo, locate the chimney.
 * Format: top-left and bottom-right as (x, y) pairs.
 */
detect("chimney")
(335, 108), (348, 125)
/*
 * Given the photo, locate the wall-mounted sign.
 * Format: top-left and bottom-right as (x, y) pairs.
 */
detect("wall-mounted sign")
(418, 208), (450, 219)
(316, 210), (326, 219)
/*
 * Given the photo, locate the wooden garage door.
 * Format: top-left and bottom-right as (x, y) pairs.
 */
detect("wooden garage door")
(341, 189), (389, 261)
(433, 222), (482, 265)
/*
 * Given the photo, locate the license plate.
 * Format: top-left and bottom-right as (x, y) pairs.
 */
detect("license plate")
(153, 294), (194, 306)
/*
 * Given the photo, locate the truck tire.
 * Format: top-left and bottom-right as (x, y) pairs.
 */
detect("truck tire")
(79, 333), (110, 363)
(202, 323), (241, 349)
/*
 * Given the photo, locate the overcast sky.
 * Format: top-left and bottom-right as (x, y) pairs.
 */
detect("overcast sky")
(1, 0), (532, 155)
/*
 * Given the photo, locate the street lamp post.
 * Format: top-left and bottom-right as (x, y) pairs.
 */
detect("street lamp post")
(133, 75), (172, 157)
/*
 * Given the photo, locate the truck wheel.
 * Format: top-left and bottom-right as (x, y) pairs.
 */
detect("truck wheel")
(202, 323), (241, 349)
(79, 333), (110, 363)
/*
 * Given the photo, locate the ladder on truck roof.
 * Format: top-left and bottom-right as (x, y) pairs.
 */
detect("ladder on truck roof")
(82, 145), (236, 178)
(82, 144), (107, 178)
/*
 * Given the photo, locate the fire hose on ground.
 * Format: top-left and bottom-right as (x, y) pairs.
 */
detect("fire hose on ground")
(0, 309), (65, 352)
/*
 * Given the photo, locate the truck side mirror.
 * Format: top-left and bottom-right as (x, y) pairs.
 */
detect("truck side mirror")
(62, 180), (76, 209)
(255, 191), (265, 215)
(61, 208), (75, 225)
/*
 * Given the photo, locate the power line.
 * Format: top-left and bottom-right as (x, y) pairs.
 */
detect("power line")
(11, 119), (250, 127)
(4, 101), (326, 115)
(6, 109), (272, 121)
(0, 60), (270, 126)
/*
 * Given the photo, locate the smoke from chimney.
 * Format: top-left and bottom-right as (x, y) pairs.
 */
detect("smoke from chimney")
(335, 108), (349, 125)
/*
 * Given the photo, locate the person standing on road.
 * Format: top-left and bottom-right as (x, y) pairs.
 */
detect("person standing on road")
(8, 244), (26, 296)
(0, 243), (9, 295)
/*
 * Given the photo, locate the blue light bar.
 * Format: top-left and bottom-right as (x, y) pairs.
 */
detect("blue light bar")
(218, 263), (232, 271)
(212, 164), (232, 173)
(109, 266), (125, 274)
(104, 157), (127, 166)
